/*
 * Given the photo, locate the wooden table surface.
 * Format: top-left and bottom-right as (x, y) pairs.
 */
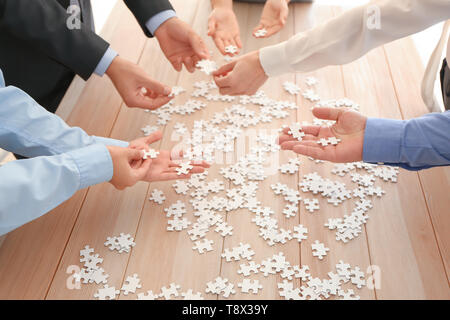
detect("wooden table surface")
(0, 0), (449, 300)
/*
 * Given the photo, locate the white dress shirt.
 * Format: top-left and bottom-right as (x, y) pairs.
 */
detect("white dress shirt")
(259, 0), (450, 110)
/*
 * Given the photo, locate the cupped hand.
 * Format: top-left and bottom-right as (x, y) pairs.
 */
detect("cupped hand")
(208, 7), (242, 56)
(106, 56), (172, 110)
(253, 0), (289, 38)
(128, 131), (211, 182)
(278, 107), (367, 163)
(141, 151), (210, 182)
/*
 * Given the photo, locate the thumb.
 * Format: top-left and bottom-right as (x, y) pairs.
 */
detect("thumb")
(133, 157), (152, 181)
(126, 148), (144, 161)
(212, 60), (237, 77)
(207, 18), (216, 36)
(312, 107), (345, 121)
(189, 32), (210, 59)
(143, 77), (171, 96)
(145, 130), (163, 145)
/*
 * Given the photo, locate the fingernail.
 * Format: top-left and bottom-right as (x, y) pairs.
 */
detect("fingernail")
(164, 87), (171, 95)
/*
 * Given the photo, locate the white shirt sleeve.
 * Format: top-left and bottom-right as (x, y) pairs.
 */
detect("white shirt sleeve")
(259, 0), (450, 77)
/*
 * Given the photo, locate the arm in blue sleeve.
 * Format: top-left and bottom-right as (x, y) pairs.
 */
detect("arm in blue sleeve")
(0, 84), (127, 158)
(145, 10), (176, 35)
(363, 111), (450, 171)
(0, 144), (113, 235)
(93, 47), (118, 76)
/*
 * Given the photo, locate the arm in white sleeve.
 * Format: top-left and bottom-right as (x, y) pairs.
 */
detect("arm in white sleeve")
(0, 144), (113, 235)
(260, 0), (450, 76)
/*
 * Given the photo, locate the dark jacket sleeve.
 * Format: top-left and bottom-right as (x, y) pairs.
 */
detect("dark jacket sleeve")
(0, 0), (109, 80)
(123, 0), (175, 37)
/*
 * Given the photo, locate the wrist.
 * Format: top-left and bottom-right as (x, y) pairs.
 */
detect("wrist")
(105, 55), (121, 79)
(211, 0), (233, 10)
(154, 16), (178, 38)
(254, 50), (268, 78)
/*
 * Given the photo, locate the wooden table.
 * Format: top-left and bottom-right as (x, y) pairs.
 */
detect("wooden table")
(0, 0), (448, 300)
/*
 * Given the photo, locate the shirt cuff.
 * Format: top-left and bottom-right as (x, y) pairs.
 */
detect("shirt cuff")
(363, 118), (406, 164)
(259, 41), (293, 77)
(93, 136), (129, 148)
(67, 144), (113, 189)
(145, 10), (177, 35)
(94, 47), (118, 76)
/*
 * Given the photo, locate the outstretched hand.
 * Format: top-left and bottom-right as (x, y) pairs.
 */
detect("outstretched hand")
(155, 17), (210, 72)
(106, 56), (172, 110)
(253, 0), (289, 38)
(278, 107), (367, 163)
(208, 7), (242, 56)
(129, 131), (210, 182)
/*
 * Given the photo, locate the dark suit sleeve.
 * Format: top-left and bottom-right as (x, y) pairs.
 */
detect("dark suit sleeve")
(123, 0), (175, 37)
(0, 0), (109, 80)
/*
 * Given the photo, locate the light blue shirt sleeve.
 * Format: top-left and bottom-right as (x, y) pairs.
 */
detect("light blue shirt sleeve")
(93, 46), (119, 76)
(145, 10), (177, 35)
(0, 69), (121, 235)
(363, 111), (450, 171)
(94, 10), (177, 76)
(0, 83), (127, 157)
(0, 144), (113, 235)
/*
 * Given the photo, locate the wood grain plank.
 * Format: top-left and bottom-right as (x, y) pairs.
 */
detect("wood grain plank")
(333, 6), (449, 299)
(0, 1), (144, 300)
(383, 38), (450, 280)
(118, 0), (230, 300)
(217, 2), (301, 300)
(45, 0), (198, 300)
(293, 3), (375, 300)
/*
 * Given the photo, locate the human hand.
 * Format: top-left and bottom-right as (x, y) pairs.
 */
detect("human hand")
(253, 0), (289, 38)
(213, 50), (268, 95)
(208, 7), (242, 56)
(129, 130), (163, 151)
(155, 17), (210, 72)
(106, 56), (172, 110)
(141, 151), (210, 182)
(278, 107), (367, 163)
(107, 146), (151, 190)
(128, 130), (211, 181)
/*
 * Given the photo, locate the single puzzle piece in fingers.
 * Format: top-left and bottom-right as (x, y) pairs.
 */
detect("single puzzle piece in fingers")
(254, 28), (267, 38)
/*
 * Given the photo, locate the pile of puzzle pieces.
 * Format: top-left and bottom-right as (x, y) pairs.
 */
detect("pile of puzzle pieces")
(73, 70), (399, 300)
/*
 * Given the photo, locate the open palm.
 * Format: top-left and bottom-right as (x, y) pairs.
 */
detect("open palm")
(129, 131), (210, 181)
(253, 0), (289, 38)
(141, 150), (209, 182)
(208, 8), (242, 55)
(278, 107), (367, 163)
